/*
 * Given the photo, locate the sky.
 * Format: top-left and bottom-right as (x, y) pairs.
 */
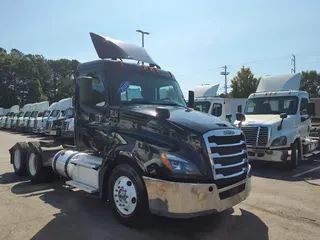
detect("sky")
(1, 0), (320, 97)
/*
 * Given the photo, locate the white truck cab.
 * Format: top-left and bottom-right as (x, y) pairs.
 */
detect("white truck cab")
(235, 73), (319, 168)
(193, 84), (247, 123)
(61, 107), (74, 139)
(27, 101), (49, 132)
(45, 97), (73, 136)
(34, 102), (58, 134)
(16, 104), (32, 131)
(4, 105), (19, 129)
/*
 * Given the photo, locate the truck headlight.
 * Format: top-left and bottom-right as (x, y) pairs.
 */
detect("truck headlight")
(271, 136), (287, 146)
(160, 153), (201, 175)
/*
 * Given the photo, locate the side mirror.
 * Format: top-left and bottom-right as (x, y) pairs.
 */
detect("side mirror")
(78, 76), (93, 104)
(226, 114), (232, 123)
(280, 113), (288, 119)
(187, 90), (194, 109)
(236, 113), (246, 122)
(237, 105), (242, 113)
(308, 102), (315, 116)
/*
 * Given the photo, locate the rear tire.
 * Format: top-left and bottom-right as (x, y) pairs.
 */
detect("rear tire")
(26, 146), (57, 184)
(12, 142), (29, 176)
(108, 164), (150, 228)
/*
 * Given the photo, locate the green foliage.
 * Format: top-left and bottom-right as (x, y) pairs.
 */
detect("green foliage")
(229, 66), (260, 98)
(0, 48), (79, 108)
(300, 70), (320, 97)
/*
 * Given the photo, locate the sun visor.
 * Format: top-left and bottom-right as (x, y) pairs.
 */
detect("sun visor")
(256, 73), (301, 92)
(89, 32), (160, 68)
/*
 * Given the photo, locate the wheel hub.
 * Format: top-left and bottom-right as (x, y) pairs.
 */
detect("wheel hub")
(113, 176), (137, 215)
(14, 149), (21, 170)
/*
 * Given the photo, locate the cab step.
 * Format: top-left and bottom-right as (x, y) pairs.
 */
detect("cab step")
(303, 150), (320, 160)
(66, 180), (99, 194)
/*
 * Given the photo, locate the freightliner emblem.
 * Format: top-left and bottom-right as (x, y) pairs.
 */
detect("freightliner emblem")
(223, 130), (235, 135)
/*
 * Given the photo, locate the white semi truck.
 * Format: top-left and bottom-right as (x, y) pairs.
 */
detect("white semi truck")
(235, 73), (320, 168)
(193, 84), (247, 123)
(34, 102), (58, 134)
(26, 101), (50, 132)
(44, 97), (72, 136)
(2, 105), (19, 129)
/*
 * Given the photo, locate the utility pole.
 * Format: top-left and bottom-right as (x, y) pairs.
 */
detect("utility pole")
(220, 65), (230, 96)
(291, 54), (296, 73)
(136, 29), (150, 65)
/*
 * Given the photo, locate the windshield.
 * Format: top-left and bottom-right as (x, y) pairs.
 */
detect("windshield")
(43, 110), (51, 117)
(18, 112), (24, 117)
(50, 110), (60, 117)
(244, 96), (298, 115)
(30, 111), (38, 118)
(108, 72), (186, 107)
(65, 108), (74, 118)
(38, 112), (44, 117)
(194, 101), (211, 113)
(24, 111), (31, 117)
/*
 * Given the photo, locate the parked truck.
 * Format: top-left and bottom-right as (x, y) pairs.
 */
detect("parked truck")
(26, 101), (50, 132)
(3, 105), (19, 129)
(8, 32), (251, 227)
(193, 84), (247, 123)
(44, 97), (72, 137)
(234, 73), (320, 168)
(60, 107), (74, 140)
(34, 102), (58, 134)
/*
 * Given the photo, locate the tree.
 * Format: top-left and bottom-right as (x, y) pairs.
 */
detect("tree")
(229, 66), (260, 98)
(300, 70), (320, 98)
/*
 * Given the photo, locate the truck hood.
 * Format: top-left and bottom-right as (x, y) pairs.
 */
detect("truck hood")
(243, 114), (288, 126)
(120, 105), (233, 134)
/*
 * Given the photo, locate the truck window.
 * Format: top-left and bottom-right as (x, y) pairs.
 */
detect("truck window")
(120, 85), (143, 101)
(111, 73), (186, 107)
(83, 71), (107, 107)
(211, 103), (222, 117)
(300, 98), (308, 115)
(194, 101), (211, 113)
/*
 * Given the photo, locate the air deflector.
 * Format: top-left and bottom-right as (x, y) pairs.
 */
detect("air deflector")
(89, 32), (160, 68)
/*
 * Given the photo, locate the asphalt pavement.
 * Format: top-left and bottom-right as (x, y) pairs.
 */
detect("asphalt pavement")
(0, 130), (319, 240)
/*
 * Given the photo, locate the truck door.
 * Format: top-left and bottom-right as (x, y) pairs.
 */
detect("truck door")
(75, 69), (109, 151)
(299, 97), (311, 138)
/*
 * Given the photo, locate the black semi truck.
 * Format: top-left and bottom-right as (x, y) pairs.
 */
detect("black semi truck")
(9, 32), (251, 227)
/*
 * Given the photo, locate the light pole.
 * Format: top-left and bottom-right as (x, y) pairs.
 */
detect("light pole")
(136, 29), (150, 65)
(136, 29), (150, 48)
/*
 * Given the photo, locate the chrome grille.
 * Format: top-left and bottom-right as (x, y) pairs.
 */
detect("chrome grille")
(203, 129), (249, 190)
(241, 126), (269, 147)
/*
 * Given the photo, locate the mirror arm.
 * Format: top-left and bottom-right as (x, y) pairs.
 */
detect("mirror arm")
(278, 119), (284, 131)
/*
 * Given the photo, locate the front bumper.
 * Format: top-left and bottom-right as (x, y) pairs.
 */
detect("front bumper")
(247, 147), (291, 162)
(45, 129), (60, 136)
(142, 166), (251, 218)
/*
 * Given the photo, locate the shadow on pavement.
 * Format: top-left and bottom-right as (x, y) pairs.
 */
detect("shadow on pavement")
(0, 172), (29, 184)
(251, 160), (320, 182)
(9, 181), (269, 240)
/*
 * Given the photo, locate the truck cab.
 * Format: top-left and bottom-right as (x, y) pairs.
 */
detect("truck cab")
(61, 107), (74, 139)
(193, 84), (247, 123)
(8, 32), (251, 227)
(4, 105), (19, 129)
(27, 101), (49, 132)
(235, 73), (319, 168)
(45, 97), (72, 136)
(34, 102), (58, 134)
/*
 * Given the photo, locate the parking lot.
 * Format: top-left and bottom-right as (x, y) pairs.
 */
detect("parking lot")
(0, 131), (320, 240)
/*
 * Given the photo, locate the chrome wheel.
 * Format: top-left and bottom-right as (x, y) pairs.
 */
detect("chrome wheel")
(28, 153), (37, 176)
(14, 148), (21, 170)
(113, 176), (137, 215)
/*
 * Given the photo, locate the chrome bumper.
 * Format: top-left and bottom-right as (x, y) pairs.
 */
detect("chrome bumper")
(247, 148), (291, 162)
(142, 166), (251, 218)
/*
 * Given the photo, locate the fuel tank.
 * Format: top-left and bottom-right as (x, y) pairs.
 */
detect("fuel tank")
(52, 150), (103, 190)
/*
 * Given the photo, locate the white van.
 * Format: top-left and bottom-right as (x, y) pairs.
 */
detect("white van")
(45, 97), (73, 136)
(26, 101), (49, 132)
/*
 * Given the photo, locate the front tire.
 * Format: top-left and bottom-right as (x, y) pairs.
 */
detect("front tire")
(26, 146), (57, 184)
(289, 140), (300, 169)
(108, 164), (150, 227)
